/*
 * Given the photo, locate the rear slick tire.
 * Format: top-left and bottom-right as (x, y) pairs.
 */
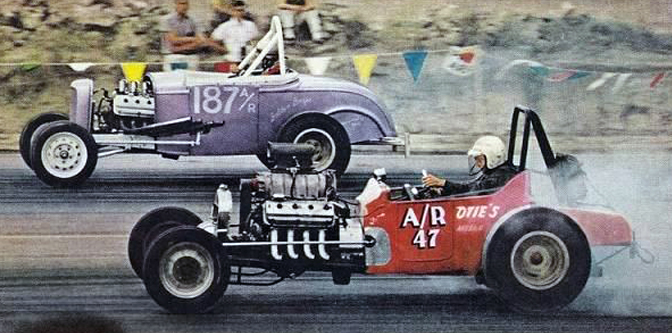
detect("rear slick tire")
(484, 208), (591, 313)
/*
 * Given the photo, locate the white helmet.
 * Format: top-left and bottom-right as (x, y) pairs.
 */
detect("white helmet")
(467, 136), (507, 170)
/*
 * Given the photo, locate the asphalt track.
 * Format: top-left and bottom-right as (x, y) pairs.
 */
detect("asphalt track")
(0, 152), (671, 333)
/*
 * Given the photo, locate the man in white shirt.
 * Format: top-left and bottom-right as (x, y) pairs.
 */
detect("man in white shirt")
(211, 0), (259, 62)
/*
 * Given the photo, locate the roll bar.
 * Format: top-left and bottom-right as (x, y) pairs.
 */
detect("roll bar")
(508, 105), (558, 171)
(237, 16), (286, 77)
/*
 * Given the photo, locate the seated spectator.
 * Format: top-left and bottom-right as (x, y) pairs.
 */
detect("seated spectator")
(162, 0), (227, 55)
(211, 0), (256, 30)
(211, 0), (259, 62)
(277, 0), (325, 43)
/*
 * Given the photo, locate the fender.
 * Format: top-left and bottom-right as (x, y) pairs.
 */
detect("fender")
(278, 109), (392, 144)
(69, 79), (94, 131)
(327, 109), (390, 143)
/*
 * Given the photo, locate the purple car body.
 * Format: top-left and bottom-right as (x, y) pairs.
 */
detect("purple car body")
(137, 71), (397, 156)
(20, 16), (401, 187)
(25, 60), (400, 188)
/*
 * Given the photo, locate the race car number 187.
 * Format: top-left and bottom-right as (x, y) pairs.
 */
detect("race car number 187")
(193, 86), (257, 115)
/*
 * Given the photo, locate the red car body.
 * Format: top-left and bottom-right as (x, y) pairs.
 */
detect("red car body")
(362, 172), (632, 276)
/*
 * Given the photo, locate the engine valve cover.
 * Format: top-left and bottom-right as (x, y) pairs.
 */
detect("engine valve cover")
(113, 94), (155, 118)
(264, 200), (336, 228)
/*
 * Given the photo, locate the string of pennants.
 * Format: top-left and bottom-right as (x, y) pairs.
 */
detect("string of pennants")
(0, 46), (479, 85)
(3, 46), (668, 91)
(496, 59), (667, 91)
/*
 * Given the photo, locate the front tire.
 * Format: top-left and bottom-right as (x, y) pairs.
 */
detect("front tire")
(484, 208), (591, 313)
(279, 117), (350, 175)
(143, 226), (229, 314)
(30, 120), (98, 188)
(19, 113), (68, 169)
(128, 207), (203, 278)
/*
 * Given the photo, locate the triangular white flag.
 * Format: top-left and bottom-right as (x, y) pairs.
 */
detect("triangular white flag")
(612, 73), (632, 93)
(305, 57), (332, 76)
(586, 73), (616, 91)
(68, 63), (95, 72)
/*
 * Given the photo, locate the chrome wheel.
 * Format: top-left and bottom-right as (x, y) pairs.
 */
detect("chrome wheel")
(510, 231), (570, 290)
(40, 132), (88, 179)
(293, 128), (335, 171)
(159, 242), (215, 299)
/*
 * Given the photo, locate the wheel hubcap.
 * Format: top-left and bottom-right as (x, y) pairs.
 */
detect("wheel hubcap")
(159, 242), (215, 299)
(511, 231), (570, 290)
(41, 132), (87, 178)
(293, 128), (335, 171)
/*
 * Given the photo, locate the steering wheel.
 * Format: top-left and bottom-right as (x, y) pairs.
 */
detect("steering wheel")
(402, 184), (434, 201)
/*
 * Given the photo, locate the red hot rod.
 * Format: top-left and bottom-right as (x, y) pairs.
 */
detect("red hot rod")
(128, 106), (636, 314)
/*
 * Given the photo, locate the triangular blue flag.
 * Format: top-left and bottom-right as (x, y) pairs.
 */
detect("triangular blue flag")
(403, 50), (428, 82)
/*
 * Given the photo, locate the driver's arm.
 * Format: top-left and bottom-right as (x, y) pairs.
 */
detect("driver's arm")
(422, 174), (445, 187)
(423, 173), (470, 195)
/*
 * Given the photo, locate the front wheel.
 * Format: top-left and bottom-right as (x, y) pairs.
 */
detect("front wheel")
(143, 226), (229, 314)
(279, 117), (350, 175)
(128, 207), (203, 278)
(484, 208), (591, 313)
(30, 121), (98, 188)
(19, 113), (68, 169)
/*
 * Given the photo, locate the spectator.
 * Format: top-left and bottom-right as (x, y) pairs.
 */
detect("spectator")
(277, 0), (325, 43)
(211, 0), (256, 30)
(211, 0), (259, 62)
(162, 0), (227, 55)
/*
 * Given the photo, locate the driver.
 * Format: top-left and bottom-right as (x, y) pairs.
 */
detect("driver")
(422, 136), (517, 195)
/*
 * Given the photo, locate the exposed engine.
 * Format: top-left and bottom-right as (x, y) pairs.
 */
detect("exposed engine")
(211, 143), (366, 281)
(92, 78), (156, 133)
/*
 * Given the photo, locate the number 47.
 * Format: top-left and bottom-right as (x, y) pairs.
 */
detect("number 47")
(413, 229), (440, 249)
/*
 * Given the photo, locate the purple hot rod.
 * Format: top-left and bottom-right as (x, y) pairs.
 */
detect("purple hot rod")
(19, 17), (401, 187)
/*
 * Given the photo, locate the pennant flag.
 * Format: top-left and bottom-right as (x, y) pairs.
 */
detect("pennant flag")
(568, 71), (591, 80)
(529, 66), (550, 77)
(442, 46), (478, 77)
(650, 72), (666, 88)
(612, 73), (631, 93)
(496, 59), (544, 79)
(305, 56), (332, 76)
(69, 63), (95, 72)
(121, 62), (147, 82)
(353, 54), (378, 85)
(20, 63), (41, 72)
(547, 70), (575, 82)
(459, 49), (476, 64)
(403, 50), (428, 82)
(587, 73), (616, 91)
(170, 62), (189, 71)
(546, 70), (590, 82)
